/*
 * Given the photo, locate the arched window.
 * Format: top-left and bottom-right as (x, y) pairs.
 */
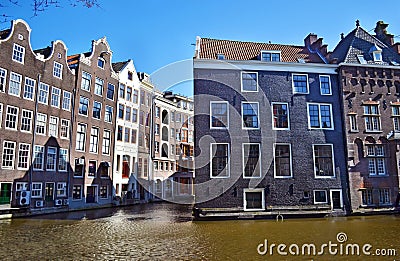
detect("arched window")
(162, 110), (169, 124)
(162, 143), (168, 158)
(162, 126), (168, 141)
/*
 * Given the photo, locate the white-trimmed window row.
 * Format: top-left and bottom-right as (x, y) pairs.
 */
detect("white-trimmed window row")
(210, 143), (230, 178)
(292, 73), (309, 94)
(242, 143), (261, 178)
(241, 71), (258, 92)
(210, 101), (229, 129)
(307, 103), (334, 130)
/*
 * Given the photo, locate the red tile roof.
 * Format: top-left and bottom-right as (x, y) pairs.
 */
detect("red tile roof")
(197, 38), (324, 63)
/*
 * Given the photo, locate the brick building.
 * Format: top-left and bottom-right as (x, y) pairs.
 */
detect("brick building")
(330, 20), (400, 212)
(193, 36), (350, 218)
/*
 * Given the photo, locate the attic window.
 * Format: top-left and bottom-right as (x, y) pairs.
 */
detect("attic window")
(369, 44), (382, 62)
(297, 58), (306, 63)
(98, 57), (105, 69)
(261, 51), (281, 62)
(216, 54), (225, 60)
(357, 55), (367, 64)
(128, 71), (133, 80)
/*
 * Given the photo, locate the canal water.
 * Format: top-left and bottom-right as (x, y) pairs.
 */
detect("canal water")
(0, 203), (399, 260)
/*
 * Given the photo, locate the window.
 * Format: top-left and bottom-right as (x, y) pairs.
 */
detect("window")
(139, 110), (144, 125)
(73, 185), (82, 200)
(216, 53), (225, 60)
(17, 143), (30, 170)
(272, 103), (289, 130)
(20, 109), (32, 132)
(106, 83), (115, 100)
(98, 57), (105, 68)
(62, 91), (72, 111)
(36, 113), (47, 135)
(88, 161), (96, 177)
(132, 108), (137, 123)
(170, 128), (175, 139)
(307, 103), (333, 129)
(131, 129), (137, 144)
(242, 102), (259, 129)
(143, 159), (148, 177)
(126, 86), (132, 101)
(79, 96), (89, 116)
(176, 113), (181, 123)
(146, 94), (151, 107)
(171, 111), (175, 122)
(2, 141), (15, 169)
(349, 114), (358, 132)
(15, 183), (28, 197)
(210, 143), (229, 178)
(12, 43), (25, 63)
(362, 189), (373, 205)
(379, 188), (390, 205)
(125, 107), (131, 121)
(313, 144), (335, 177)
(367, 145), (386, 176)
(154, 141), (159, 153)
(23, 77), (35, 100)
(364, 104), (380, 131)
(0, 68), (7, 92)
(46, 147), (57, 171)
(5, 106), (18, 130)
(132, 89), (139, 104)
(60, 119), (70, 139)
(392, 106), (400, 131)
(244, 189), (265, 211)
(139, 132), (144, 147)
(138, 158), (142, 176)
(31, 183), (42, 198)
(38, 83), (49, 104)
(94, 78), (104, 96)
(241, 72), (258, 92)
(76, 123), (86, 151)
(100, 185), (108, 198)
(58, 149), (68, 171)
(243, 144), (261, 178)
(117, 126), (123, 141)
(33, 145), (44, 170)
(171, 144), (175, 155)
(261, 51), (280, 62)
(292, 74), (308, 94)
(93, 101), (101, 119)
(49, 116), (58, 137)
(53, 62), (63, 78)
(119, 84), (125, 99)
(274, 144), (292, 178)
(128, 71), (133, 80)
(9, 72), (22, 96)
(319, 75), (331, 95)
(124, 127), (130, 142)
(155, 106), (160, 118)
(89, 127), (99, 153)
(81, 71), (91, 91)
(0, 103), (2, 128)
(102, 130), (111, 155)
(313, 190), (328, 204)
(105, 106), (113, 123)
(210, 102), (228, 129)
(57, 183), (67, 197)
(118, 104), (124, 119)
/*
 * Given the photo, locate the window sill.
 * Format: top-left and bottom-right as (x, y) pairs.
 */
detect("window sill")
(364, 130), (383, 133)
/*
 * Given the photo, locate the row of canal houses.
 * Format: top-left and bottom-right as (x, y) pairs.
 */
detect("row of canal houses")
(193, 20), (400, 218)
(0, 19), (194, 212)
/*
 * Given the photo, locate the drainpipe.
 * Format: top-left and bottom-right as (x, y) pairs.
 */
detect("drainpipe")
(148, 90), (155, 201)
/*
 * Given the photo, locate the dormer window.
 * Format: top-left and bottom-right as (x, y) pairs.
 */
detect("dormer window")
(98, 57), (105, 69)
(357, 55), (367, 64)
(369, 44), (382, 62)
(216, 54), (225, 60)
(261, 51), (281, 62)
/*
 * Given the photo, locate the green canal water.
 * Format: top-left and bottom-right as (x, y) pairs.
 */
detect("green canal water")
(0, 203), (399, 260)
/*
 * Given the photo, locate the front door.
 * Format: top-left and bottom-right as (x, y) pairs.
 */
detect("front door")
(45, 183), (55, 202)
(86, 186), (97, 203)
(330, 190), (342, 209)
(0, 183), (12, 204)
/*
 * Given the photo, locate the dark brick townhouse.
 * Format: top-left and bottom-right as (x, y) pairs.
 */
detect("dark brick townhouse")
(0, 19), (75, 209)
(193, 35), (350, 218)
(67, 38), (118, 209)
(329, 21), (400, 212)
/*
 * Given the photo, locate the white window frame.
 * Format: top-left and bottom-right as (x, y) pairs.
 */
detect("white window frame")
(242, 143), (261, 179)
(210, 101), (229, 129)
(307, 103), (334, 130)
(17, 143), (30, 170)
(89, 127), (99, 154)
(271, 102), (290, 130)
(319, 75), (332, 95)
(33, 145), (44, 170)
(0, 103), (2, 128)
(260, 50), (281, 62)
(94, 77), (104, 96)
(53, 61), (63, 79)
(241, 102), (260, 130)
(38, 83), (49, 105)
(35, 113), (47, 136)
(57, 182), (67, 197)
(48, 116), (58, 137)
(273, 143), (293, 178)
(105, 105), (113, 123)
(81, 71), (91, 91)
(2, 141), (16, 169)
(50, 87), (61, 108)
(364, 104), (381, 132)
(210, 143), (230, 178)
(31, 182), (43, 198)
(62, 91), (72, 111)
(0, 67), (7, 92)
(76, 123), (87, 152)
(292, 73), (309, 94)
(330, 189), (343, 209)
(98, 57), (105, 69)
(313, 190), (328, 204)
(241, 71), (258, 92)
(93, 101), (102, 120)
(72, 185), (82, 200)
(12, 43), (25, 64)
(349, 114), (358, 132)
(243, 188), (265, 211)
(58, 148), (68, 172)
(60, 119), (70, 139)
(78, 96), (89, 116)
(20, 109), (33, 133)
(8, 72), (22, 97)
(46, 147), (57, 171)
(23, 77), (35, 101)
(102, 129), (111, 155)
(378, 188), (390, 205)
(5, 105), (19, 130)
(313, 144), (336, 178)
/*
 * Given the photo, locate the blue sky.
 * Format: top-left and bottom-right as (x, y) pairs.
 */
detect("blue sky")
(2, 0), (400, 95)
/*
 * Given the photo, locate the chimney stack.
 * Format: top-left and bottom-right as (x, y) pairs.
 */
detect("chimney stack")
(374, 21), (394, 46)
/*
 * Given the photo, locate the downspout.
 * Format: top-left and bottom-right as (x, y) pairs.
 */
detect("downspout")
(148, 89), (155, 200)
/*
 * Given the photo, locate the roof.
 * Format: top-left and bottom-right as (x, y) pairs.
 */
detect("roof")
(34, 46), (52, 58)
(67, 52), (91, 66)
(112, 61), (129, 72)
(196, 37), (324, 63)
(330, 26), (400, 65)
(0, 29), (10, 40)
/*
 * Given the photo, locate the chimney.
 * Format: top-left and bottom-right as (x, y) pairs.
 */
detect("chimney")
(374, 21), (394, 45)
(304, 33), (318, 48)
(392, 43), (400, 55)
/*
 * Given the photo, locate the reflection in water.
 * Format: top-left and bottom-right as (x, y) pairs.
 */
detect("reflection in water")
(0, 203), (399, 260)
